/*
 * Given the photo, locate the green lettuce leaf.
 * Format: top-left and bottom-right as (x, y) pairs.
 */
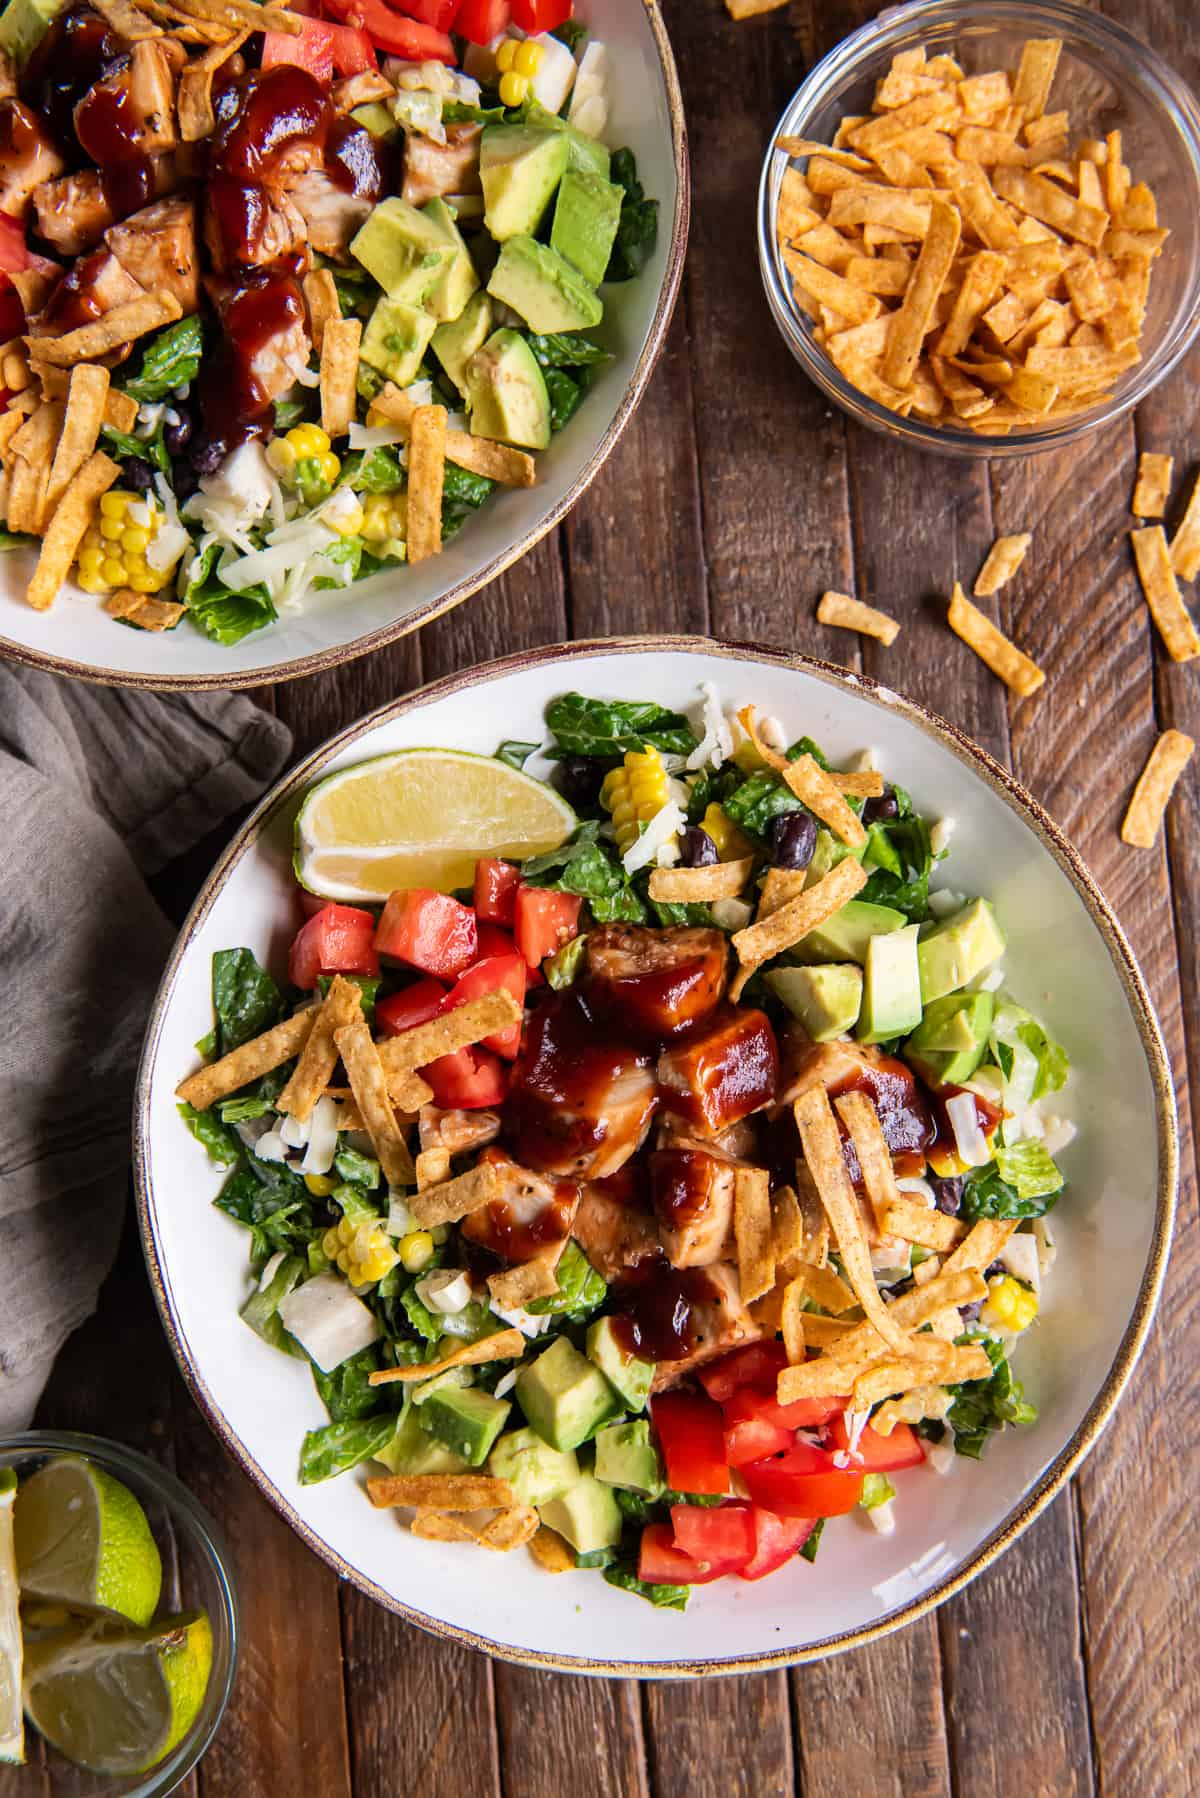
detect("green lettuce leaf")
(212, 947), (284, 1054)
(545, 693), (696, 759)
(240, 1253), (306, 1352)
(606, 148), (658, 283)
(178, 1101), (241, 1167)
(961, 1160), (1060, 1222)
(528, 331), (611, 369)
(721, 770), (803, 842)
(184, 542), (277, 647)
(993, 1140), (1064, 1202)
(312, 1344), (385, 1422)
(299, 1414), (396, 1484)
(602, 1564), (689, 1610)
(947, 1335), (1037, 1458)
(496, 740), (539, 771)
(526, 1242), (607, 1319)
(799, 1518), (825, 1562)
(120, 315), (204, 403)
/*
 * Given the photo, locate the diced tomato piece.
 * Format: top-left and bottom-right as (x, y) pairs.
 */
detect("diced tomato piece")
(650, 1391), (729, 1497)
(455, 0), (509, 41)
(513, 886), (582, 970)
(512, 0), (571, 31)
(775, 1394), (849, 1430)
(288, 903), (380, 989)
(828, 1414), (925, 1472)
(0, 276), (23, 342)
(375, 977), (448, 1036)
(424, 1043), (508, 1109)
(698, 1340), (788, 1403)
(474, 857), (521, 927)
(387, 0), (459, 30)
(320, 0), (453, 59)
(638, 1522), (724, 1587)
(724, 1413), (792, 1469)
(327, 20), (376, 69)
(0, 215), (28, 274)
(375, 888), (477, 979)
(670, 1503), (755, 1574)
(445, 952), (526, 1058)
(738, 1508), (818, 1581)
(722, 1387), (847, 1440)
(262, 18), (335, 80)
(740, 1443), (864, 1519)
(474, 922), (516, 961)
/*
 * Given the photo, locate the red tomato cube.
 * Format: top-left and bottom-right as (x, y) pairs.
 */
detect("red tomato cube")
(650, 1390), (729, 1497)
(474, 857), (521, 927)
(669, 1503), (755, 1574)
(288, 903), (380, 990)
(637, 1522), (724, 1587)
(828, 1414), (925, 1472)
(738, 1508), (819, 1581)
(698, 1340), (788, 1403)
(455, 0), (510, 42)
(389, 0), (460, 29)
(445, 952), (527, 1058)
(513, 887), (582, 970)
(512, 0), (572, 31)
(740, 1443), (864, 1519)
(424, 1044), (508, 1109)
(262, 18), (335, 80)
(375, 978), (448, 1037)
(375, 888), (477, 979)
(474, 922), (517, 960)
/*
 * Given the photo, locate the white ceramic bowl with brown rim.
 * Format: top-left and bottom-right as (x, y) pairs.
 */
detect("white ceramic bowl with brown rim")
(134, 639), (1175, 1674)
(0, 3), (687, 690)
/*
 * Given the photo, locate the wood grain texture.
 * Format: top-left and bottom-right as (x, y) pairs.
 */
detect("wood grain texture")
(644, 1675), (793, 1798)
(792, 1619), (952, 1798)
(494, 1665), (648, 1798)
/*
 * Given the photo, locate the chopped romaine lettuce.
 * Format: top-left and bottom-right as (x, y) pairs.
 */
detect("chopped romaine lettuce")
(178, 1101), (241, 1167)
(799, 1518), (825, 1562)
(545, 693), (696, 759)
(299, 1414), (396, 1484)
(993, 1141), (1065, 1202)
(526, 1241), (607, 1318)
(120, 315), (204, 403)
(602, 1564), (689, 1610)
(947, 1334), (1037, 1458)
(961, 1159), (1060, 1222)
(312, 1344), (385, 1422)
(212, 947), (284, 1054)
(241, 1252), (306, 1352)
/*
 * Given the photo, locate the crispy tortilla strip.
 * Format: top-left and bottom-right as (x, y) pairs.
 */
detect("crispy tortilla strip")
(782, 753), (867, 848)
(104, 390), (139, 432)
(410, 1509), (478, 1543)
(371, 382), (536, 487)
(1132, 451), (1173, 520)
(770, 1182), (804, 1271)
(1, 342), (29, 393)
(826, 189), (934, 239)
(1024, 343), (1141, 390)
(103, 587), (146, 621)
(415, 1146), (452, 1189)
(178, 26), (249, 140)
(377, 991), (521, 1078)
(817, 588), (900, 646)
(7, 400), (59, 534)
(529, 1524), (575, 1573)
(799, 1314), (857, 1349)
(834, 1090), (903, 1233)
(733, 1166), (774, 1304)
(320, 316), (360, 441)
(934, 249), (1007, 359)
(277, 975), (362, 1122)
(27, 450), (119, 610)
(787, 252), (883, 327)
(757, 866), (807, 921)
(948, 582), (1046, 697)
(1130, 526), (1200, 663)
(303, 267), (341, 354)
(812, 1262), (988, 1372)
(992, 165), (1106, 246)
(843, 256), (912, 297)
(648, 856), (754, 904)
(848, 90), (961, 154)
(736, 703), (786, 771)
(487, 1258), (559, 1308)
(408, 1159), (508, 1227)
(92, 0), (163, 36)
(725, 0), (788, 16)
(1169, 474), (1200, 581)
(852, 1342), (992, 1409)
(177, 1008), (315, 1110)
(884, 196), (960, 390)
(776, 1357), (860, 1402)
(1011, 37), (1061, 119)
(731, 856), (867, 983)
(45, 364), (110, 522)
(334, 1015), (415, 1189)
(29, 295), (183, 367)
(786, 1261), (857, 1315)
(882, 1197), (966, 1252)
(793, 1162), (830, 1268)
(478, 1504), (539, 1551)
(974, 532), (1032, 597)
(405, 403), (445, 563)
(780, 1276), (807, 1364)
(1120, 729), (1195, 849)
(794, 1087), (907, 1351)
(835, 770), (885, 798)
(171, 0), (300, 31)
(942, 1218), (1017, 1276)
(777, 135), (870, 169)
(368, 1328), (525, 1387)
(120, 593), (184, 631)
(367, 1471), (515, 1510)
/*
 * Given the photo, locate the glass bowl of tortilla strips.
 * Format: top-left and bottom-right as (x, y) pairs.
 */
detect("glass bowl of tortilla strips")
(757, 0), (1200, 456)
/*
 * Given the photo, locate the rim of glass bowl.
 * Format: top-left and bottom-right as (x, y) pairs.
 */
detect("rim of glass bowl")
(757, 0), (1200, 458)
(0, 1430), (238, 1798)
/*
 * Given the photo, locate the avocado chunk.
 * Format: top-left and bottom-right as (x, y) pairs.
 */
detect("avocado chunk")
(480, 122), (570, 240)
(432, 290), (493, 398)
(0, 0), (63, 62)
(487, 235), (603, 334)
(515, 1335), (620, 1452)
(351, 102), (398, 140)
(420, 197), (480, 323)
(586, 1316), (655, 1412)
(805, 827), (868, 887)
(857, 922), (922, 1044)
(351, 197), (453, 306)
(465, 328), (551, 450)
(375, 1405), (469, 1477)
(523, 103), (612, 178)
(905, 991), (995, 1085)
(488, 1426), (580, 1506)
(797, 897), (908, 965)
(593, 1419), (663, 1495)
(918, 898), (1007, 1002)
(767, 963), (863, 1041)
(538, 1475), (622, 1555)
(420, 1386), (511, 1467)
(360, 295), (438, 388)
(550, 170), (623, 288)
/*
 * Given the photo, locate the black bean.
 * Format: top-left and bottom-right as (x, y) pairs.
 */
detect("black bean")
(960, 1300), (983, 1325)
(163, 409), (193, 457)
(122, 456), (154, 493)
(769, 809), (817, 869)
(552, 754), (603, 809)
(680, 826), (718, 868)
(191, 438), (225, 479)
(984, 1259), (1005, 1278)
(171, 462), (199, 501)
(930, 1174), (963, 1215)
(863, 785), (900, 824)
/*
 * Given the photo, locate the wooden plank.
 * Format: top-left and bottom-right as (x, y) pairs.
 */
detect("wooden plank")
(793, 1617), (951, 1798)
(494, 1665), (647, 1798)
(644, 1676), (793, 1797)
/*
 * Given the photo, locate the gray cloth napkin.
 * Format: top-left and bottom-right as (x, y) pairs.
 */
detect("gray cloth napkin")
(0, 666), (292, 1431)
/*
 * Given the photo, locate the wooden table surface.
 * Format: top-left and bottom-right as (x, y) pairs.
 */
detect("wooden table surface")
(13, 1), (1200, 1792)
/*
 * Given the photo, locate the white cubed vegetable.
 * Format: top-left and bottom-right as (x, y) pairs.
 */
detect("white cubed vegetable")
(927, 888), (967, 919)
(529, 33), (577, 111)
(759, 715), (788, 751)
(1040, 1114), (1077, 1155)
(569, 40), (608, 118)
(1000, 1231), (1041, 1292)
(415, 1268), (473, 1315)
(569, 92), (607, 139)
(711, 896), (754, 932)
(867, 1499), (897, 1534)
(493, 1368), (519, 1399)
(301, 1096), (340, 1177)
(278, 1272), (380, 1371)
(946, 1093), (991, 1167)
(1033, 1217), (1057, 1277)
(930, 817), (956, 856)
(849, 748), (883, 773)
(489, 1299), (553, 1337)
(259, 1251), (287, 1289)
(925, 1435), (957, 1475)
(896, 1175), (937, 1208)
(280, 1111), (311, 1150)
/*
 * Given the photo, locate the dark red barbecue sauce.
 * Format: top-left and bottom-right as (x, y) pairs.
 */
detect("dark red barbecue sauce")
(610, 1263), (719, 1363)
(21, 6), (126, 155)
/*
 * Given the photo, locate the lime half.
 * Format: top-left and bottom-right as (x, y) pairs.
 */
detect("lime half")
(0, 1470), (23, 1764)
(23, 1611), (213, 1777)
(14, 1458), (162, 1627)
(295, 747), (576, 901)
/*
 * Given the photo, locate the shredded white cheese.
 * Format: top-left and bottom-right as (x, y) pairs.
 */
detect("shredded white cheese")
(622, 800), (684, 876)
(686, 680), (733, 771)
(930, 817), (956, 856)
(301, 1096), (340, 1177)
(927, 888), (967, 919)
(946, 1092), (991, 1167)
(415, 1269), (473, 1315)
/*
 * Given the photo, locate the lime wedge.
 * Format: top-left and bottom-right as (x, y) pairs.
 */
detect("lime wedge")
(22, 1611), (213, 1777)
(14, 1458), (162, 1628)
(295, 747), (576, 901)
(0, 1470), (23, 1764)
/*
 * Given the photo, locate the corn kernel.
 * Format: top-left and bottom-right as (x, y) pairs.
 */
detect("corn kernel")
(101, 556), (125, 585)
(100, 515), (124, 541)
(266, 437), (297, 475)
(127, 570), (162, 593)
(322, 1227), (342, 1258)
(100, 492), (128, 519)
(983, 1274), (1039, 1333)
(601, 747), (671, 852)
(499, 70), (527, 106)
(337, 1217), (356, 1245)
(514, 39), (543, 75)
(287, 423), (330, 458)
(336, 1249), (353, 1273)
(306, 1172), (338, 1198)
(328, 498), (363, 537)
(701, 803), (754, 861)
(318, 451), (340, 485)
(122, 526), (150, 554)
(496, 36), (518, 70)
(77, 571), (109, 594)
(78, 546), (105, 576)
(399, 1230), (435, 1273)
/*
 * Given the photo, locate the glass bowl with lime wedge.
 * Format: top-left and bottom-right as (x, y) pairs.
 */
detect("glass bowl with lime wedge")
(0, 1433), (237, 1796)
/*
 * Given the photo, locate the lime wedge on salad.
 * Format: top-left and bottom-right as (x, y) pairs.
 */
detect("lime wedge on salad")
(14, 1458), (162, 1627)
(22, 1611), (212, 1777)
(0, 1470), (23, 1765)
(295, 747), (576, 901)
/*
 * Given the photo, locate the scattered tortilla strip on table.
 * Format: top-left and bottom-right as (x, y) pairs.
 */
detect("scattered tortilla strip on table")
(648, 856), (755, 904)
(882, 1198), (966, 1252)
(408, 1158), (509, 1227)
(176, 1008), (316, 1110)
(377, 991), (521, 1078)
(368, 1328), (526, 1386)
(319, 316), (361, 441)
(487, 1257), (559, 1309)
(277, 975), (362, 1122)
(1169, 473), (1200, 582)
(1120, 729), (1195, 848)
(1130, 525), (1200, 663)
(725, 0), (788, 15)
(367, 1472), (515, 1510)
(817, 589), (900, 645)
(28, 294), (183, 366)
(733, 1166), (775, 1303)
(974, 533), (1032, 597)
(334, 1015), (415, 1189)
(782, 753), (868, 848)
(948, 581), (1046, 697)
(730, 856), (867, 998)
(1132, 452), (1173, 520)
(834, 1090), (904, 1232)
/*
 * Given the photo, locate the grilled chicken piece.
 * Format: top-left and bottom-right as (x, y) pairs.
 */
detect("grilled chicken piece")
(572, 1187), (661, 1283)
(658, 1007), (778, 1138)
(204, 176), (309, 273)
(0, 99), (65, 220)
(29, 248), (145, 337)
(401, 120), (482, 205)
(459, 1155), (578, 1265)
(586, 925), (728, 1041)
(74, 39), (178, 163)
(506, 990), (658, 1181)
(332, 70), (394, 110)
(654, 1112), (764, 1162)
(283, 169), (371, 259)
(105, 196), (197, 314)
(418, 1106), (503, 1156)
(32, 154), (177, 256)
(649, 1148), (736, 1269)
(776, 1030), (933, 1169)
(649, 1263), (761, 1390)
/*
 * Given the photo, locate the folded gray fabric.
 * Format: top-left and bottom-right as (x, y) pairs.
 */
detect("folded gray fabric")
(0, 666), (292, 1430)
